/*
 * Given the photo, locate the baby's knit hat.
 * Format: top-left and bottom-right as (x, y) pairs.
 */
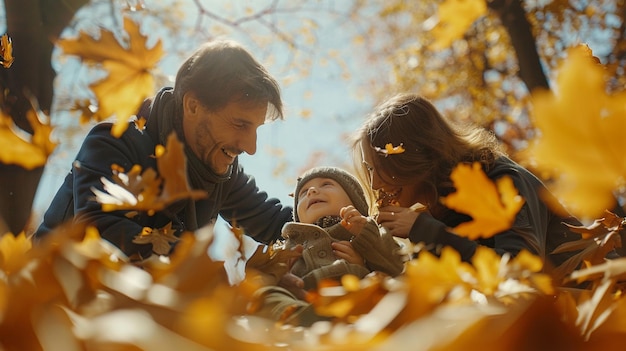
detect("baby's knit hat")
(293, 166), (369, 222)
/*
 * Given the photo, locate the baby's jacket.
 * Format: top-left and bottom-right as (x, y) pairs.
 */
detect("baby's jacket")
(282, 216), (404, 290)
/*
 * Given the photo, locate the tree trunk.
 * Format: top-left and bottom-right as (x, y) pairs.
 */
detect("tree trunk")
(487, 0), (550, 92)
(0, 0), (87, 234)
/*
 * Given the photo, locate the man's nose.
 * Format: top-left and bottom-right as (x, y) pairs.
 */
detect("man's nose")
(240, 130), (258, 155)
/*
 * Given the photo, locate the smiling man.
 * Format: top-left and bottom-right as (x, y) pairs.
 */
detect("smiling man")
(34, 40), (293, 261)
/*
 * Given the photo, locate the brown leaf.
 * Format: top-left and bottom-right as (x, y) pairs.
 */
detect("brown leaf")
(0, 33), (14, 68)
(552, 210), (624, 277)
(133, 222), (178, 255)
(93, 132), (206, 214)
(245, 244), (301, 285)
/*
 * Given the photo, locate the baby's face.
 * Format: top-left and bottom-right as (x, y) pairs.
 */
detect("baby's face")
(297, 177), (353, 224)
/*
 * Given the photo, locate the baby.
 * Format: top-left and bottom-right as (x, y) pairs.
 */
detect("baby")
(253, 166), (404, 326)
(285, 166), (404, 289)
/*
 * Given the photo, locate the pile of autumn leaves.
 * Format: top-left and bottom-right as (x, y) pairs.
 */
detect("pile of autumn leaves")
(1, 186), (626, 351)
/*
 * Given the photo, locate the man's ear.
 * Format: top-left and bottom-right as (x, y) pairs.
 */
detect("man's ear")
(182, 92), (200, 116)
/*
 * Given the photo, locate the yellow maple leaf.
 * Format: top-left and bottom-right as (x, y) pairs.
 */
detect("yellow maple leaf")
(524, 45), (626, 219)
(0, 107), (56, 170)
(58, 16), (163, 137)
(429, 0), (487, 50)
(0, 232), (32, 275)
(441, 162), (525, 239)
(471, 246), (502, 295)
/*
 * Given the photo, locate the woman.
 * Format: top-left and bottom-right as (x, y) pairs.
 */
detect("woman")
(351, 93), (582, 277)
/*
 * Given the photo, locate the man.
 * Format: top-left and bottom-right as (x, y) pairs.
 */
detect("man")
(34, 40), (293, 262)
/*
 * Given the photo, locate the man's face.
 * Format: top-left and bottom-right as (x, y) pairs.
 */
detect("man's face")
(182, 93), (268, 175)
(296, 177), (353, 224)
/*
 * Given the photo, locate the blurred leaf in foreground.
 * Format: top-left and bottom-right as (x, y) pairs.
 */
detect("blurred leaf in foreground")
(0, 107), (56, 170)
(525, 44), (626, 219)
(429, 0), (487, 50)
(0, 232), (31, 275)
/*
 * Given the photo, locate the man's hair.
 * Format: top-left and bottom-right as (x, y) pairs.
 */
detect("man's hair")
(174, 39), (283, 120)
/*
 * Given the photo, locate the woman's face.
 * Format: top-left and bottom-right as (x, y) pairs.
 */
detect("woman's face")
(361, 142), (428, 208)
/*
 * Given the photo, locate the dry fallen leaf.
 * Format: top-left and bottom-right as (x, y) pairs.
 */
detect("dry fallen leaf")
(92, 132), (206, 214)
(245, 244), (301, 286)
(525, 44), (626, 219)
(133, 222), (178, 255)
(58, 16), (163, 137)
(156, 132), (208, 206)
(441, 162), (525, 239)
(552, 210), (624, 272)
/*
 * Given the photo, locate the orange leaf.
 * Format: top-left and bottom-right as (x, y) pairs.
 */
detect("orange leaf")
(375, 143), (405, 155)
(0, 107), (57, 170)
(245, 243), (302, 285)
(524, 45), (626, 219)
(441, 162), (525, 239)
(58, 17), (163, 137)
(0, 232), (31, 275)
(471, 246), (502, 295)
(92, 132), (206, 214)
(156, 132), (207, 206)
(0, 33), (14, 68)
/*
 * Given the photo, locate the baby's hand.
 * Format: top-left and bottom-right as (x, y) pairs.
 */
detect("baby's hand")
(340, 205), (367, 235)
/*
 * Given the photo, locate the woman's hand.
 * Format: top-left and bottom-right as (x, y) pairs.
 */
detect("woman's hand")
(339, 205), (368, 235)
(332, 240), (365, 266)
(376, 204), (426, 238)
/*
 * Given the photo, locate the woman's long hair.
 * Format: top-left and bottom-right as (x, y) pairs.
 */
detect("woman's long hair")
(352, 93), (504, 210)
